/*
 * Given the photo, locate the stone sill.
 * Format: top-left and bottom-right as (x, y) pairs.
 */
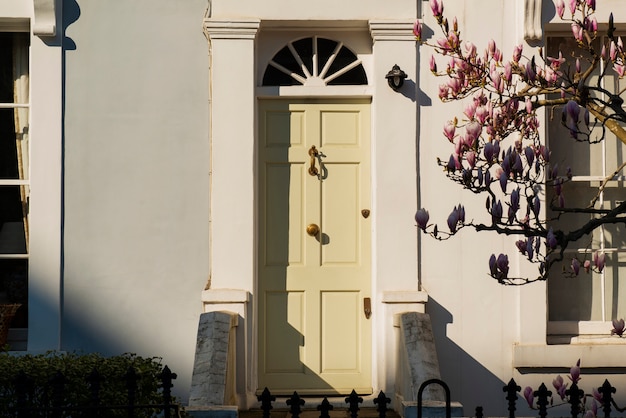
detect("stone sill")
(202, 289), (249, 304)
(381, 291), (428, 304)
(514, 344), (626, 371)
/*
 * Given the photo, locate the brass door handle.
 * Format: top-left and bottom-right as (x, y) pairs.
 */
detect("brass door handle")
(308, 145), (319, 176)
(364, 297), (372, 319)
(306, 223), (320, 236)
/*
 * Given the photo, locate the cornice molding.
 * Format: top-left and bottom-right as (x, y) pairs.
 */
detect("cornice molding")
(369, 20), (416, 42)
(203, 19), (261, 40)
(33, 0), (57, 37)
(524, 0), (543, 41)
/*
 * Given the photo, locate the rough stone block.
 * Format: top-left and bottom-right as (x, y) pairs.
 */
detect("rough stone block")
(189, 311), (238, 407)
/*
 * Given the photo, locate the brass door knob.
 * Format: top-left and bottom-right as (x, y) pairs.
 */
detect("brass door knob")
(306, 223), (320, 236)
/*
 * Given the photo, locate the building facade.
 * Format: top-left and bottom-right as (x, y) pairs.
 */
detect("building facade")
(1, 0), (625, 415)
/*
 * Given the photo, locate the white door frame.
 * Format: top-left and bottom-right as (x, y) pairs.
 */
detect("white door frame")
(202, 20), (424, 409)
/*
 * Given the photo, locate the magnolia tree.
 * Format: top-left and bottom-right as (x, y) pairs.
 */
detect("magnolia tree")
(414, 0), (626, 290)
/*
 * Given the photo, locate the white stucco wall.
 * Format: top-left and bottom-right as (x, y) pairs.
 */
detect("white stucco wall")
(61, 0), (210, 401)
(418, 1), (525, 411)
(420, 0), (626, 415)
(30, 0), (626, 413)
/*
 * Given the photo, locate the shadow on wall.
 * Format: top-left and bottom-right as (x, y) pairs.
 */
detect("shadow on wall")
(63, 0), (80, 51)
(427, 297), (528, 417)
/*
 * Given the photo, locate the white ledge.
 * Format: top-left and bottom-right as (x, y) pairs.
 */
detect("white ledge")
(203, 19), (261, 40)
(33, 0), (57, 37)
(381, 290), (428, 304)
(369, 20), (416, 42)
(514, 343), (626, 370)
(202, 288), (250, 304)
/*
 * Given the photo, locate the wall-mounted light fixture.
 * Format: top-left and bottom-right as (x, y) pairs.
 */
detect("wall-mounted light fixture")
(385, 64), (407, 91)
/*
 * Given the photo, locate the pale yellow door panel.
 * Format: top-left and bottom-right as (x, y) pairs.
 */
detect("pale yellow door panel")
(259, 99), (371, 395)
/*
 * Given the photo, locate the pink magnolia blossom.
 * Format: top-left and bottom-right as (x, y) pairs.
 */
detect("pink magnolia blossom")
(553, 375), (568, 400)
(464, 101), (477, 119)
(438, 84), (448, 99)
(429, 0), (443, 17)
(546, 228), (557, 249)
(547, 51), (566, 69)
(587, 16), (597, 33)
(586, 0), (595, 10)
(614, 63), (626, 78)
(611, 318), (625, 337)
(487, 39), (496, 58)
(571, 22), (583, 42)
(594, 251), (606, 272)
(512, 44), (523, 63)
(443, 121), (456, 142)
(584, 259), (591, 273)
(413, 20), (422, 40)
(465, 41), (477, 57)
(430, 55), (437, 73)
(447, 77), (461, 96)
(523, 386), (534, 408)
(610, 41), (618, 60)
(555, 0), (565, 18)
(569, 359), (581, 383)
(465, 150), (477, 168)
(415, 209), (430, 231)
(571, 258), (580, 275)
(496, 253), (509, 277)
(568, 0), (576, 14)
(504, 62), (512, 84)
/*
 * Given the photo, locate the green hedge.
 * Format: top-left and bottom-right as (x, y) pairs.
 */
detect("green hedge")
(0, 351), (185, 417)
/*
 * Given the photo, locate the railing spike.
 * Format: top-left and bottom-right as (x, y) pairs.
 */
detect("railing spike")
(345, 389), (363, 418)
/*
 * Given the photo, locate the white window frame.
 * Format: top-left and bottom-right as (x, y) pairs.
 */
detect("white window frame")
(0, 0), (62, 351)
(544, 33), (626, 343)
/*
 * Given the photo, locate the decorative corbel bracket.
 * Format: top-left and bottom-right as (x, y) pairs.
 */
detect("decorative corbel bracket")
(524, 0), (543, 42)
(33, 0), (57, 37)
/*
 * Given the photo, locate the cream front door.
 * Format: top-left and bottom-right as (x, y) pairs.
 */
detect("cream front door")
(258, 99), (372, 395)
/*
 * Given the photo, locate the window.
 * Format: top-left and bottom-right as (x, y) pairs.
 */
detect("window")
(0, 32), (29, 348)
(262, 36), (368, 86)
(547, 35), (626, 341)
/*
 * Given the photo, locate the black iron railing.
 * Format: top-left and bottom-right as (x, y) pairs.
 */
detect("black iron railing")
(257, 377), (626, 418)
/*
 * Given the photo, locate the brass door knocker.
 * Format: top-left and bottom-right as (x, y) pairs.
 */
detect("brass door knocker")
(308, 145), (319, 176)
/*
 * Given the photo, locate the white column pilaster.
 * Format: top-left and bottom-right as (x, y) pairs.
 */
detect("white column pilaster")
(369, 19), (423, 398)
(203, 19), (260, 409)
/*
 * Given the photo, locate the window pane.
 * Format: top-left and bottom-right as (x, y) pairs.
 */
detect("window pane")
(548, 258), (603, 321)
(0, 185), (27, 254)
(0, 34), (13, 103)
(0, 258), (27, 328)
(0, 108), (18, 179)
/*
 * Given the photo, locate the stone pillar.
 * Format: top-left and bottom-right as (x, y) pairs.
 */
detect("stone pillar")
(369, 19), (420, 397)
(203, 19), (260, 408)
(203, 19), (260, 294)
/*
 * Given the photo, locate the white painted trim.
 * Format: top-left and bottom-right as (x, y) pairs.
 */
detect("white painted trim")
(381, 291), (428, 304)
(33, 0), (56, 37)
(202, 289), (250, 304)
(514, 343), (626, 369)
(256, 85), (373, 98)
(369, 20), (416, 42)
(524, 0), (542, 41)
(28, 32), (63, 351)
(203, 19), (261, 40)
